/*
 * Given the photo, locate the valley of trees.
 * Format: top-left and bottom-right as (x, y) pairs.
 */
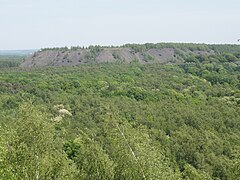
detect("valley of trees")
(0, 43), (240, 179)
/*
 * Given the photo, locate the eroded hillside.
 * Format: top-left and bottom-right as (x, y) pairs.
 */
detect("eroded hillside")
(20, 43), (235, 67)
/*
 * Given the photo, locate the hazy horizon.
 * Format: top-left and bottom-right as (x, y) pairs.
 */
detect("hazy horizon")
(1, 42), (240, 51)
(1, 0), (240, 50)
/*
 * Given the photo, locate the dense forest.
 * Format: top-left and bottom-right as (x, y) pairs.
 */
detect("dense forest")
(0, 55), (24, 68)
(0, 43), (240, 179)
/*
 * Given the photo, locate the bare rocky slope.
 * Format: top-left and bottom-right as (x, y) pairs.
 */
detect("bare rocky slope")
(20, 43), (230, 67)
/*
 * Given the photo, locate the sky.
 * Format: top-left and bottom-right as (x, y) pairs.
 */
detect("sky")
(0, 0), (240, 50)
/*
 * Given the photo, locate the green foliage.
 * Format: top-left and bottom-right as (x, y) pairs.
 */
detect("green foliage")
(64, 135), (115, 179)
(143, 53), (155, 62)
(0, 55), (23, 68)
(0, 102), (77, 179)
(0, 45), (240, 179)
(112, 51), (121, 60)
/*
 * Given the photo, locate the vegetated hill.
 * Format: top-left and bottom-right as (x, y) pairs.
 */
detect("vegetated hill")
(21, 46), (177, 67)
(21, 43), (240, 67)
